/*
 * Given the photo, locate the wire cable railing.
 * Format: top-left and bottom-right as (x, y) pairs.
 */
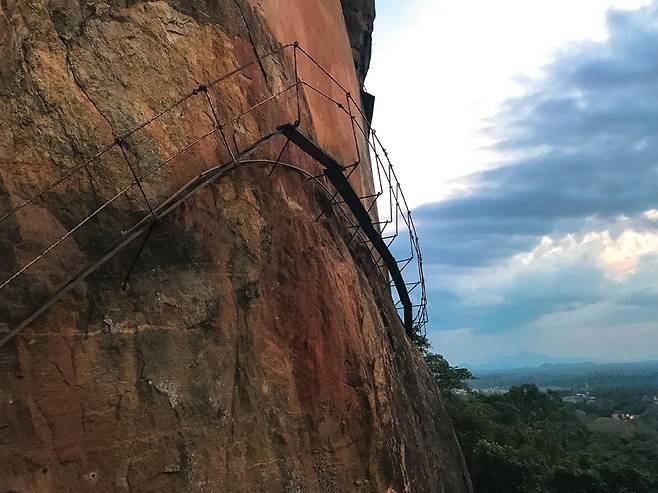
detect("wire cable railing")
(0, 42), (427, 346)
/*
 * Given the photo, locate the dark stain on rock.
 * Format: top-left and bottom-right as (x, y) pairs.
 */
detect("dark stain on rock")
(0, 180), (20, 277)
(340, 0), (375, 86)
(79, 210), (209, 328)
(0, 334), (20, 374)
(228, 244), (260, 309)
(124, 215), (210, 273)
(235, 281), (260, 309)
(48, 2), (85, 41)
(44, 187), (141, 258)
(0, 273), (50, 327)
(2, 193), (55, 342)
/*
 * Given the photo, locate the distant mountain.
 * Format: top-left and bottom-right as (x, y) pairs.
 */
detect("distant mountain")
(469, 360), (658, 391)
(468, 351), (588, 371)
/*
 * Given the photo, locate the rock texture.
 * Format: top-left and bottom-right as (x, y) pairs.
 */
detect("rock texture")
(340, 0), (375, 86)
(0, 1), (471, 492)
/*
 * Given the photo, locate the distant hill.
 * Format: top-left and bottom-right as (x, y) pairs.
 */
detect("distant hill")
(467, 351), (587, 371)
(469, 360), (658, 391)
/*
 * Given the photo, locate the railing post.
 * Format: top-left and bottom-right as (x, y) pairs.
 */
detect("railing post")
(196, 84), (238, 165)
(346, 94), (361, 169)
(268, 138), (290, 176)
(116, 137), (157, 220)
(293, 42), (301, 127)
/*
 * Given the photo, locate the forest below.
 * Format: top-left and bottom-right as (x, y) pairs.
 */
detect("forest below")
(416, 338), (658, 492)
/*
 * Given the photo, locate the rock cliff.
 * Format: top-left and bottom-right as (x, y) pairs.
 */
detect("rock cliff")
(0, 1), (471, 491)
(340, 0), (375, 86)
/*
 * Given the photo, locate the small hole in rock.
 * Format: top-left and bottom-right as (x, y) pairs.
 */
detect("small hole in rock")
(90, 473), (96, 479)
(41, 467), (48, 475)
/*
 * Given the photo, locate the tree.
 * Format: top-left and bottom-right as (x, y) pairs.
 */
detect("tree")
(471, 439), (543, 493)
(414, 335), (474, 394)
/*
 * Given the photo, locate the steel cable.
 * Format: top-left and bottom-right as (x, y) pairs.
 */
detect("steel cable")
(0, 41), (428, 340)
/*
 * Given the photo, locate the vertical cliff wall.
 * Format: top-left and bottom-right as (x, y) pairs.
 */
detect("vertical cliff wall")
(0, 1), (471, 492)
(340, 0), (375, 86)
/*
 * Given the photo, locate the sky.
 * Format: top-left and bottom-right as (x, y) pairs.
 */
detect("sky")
(366, 0), (658, 366)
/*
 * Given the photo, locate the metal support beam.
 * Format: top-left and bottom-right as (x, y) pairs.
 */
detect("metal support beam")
(278, 123), (414, 337)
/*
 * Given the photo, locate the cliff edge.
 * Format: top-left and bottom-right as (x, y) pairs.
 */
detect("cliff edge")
(0, 1), (471, 491)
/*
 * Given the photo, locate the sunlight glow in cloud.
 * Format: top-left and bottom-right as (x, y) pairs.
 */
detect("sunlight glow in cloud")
(516, 230), (658, 280)
(600, 230), (658, 277)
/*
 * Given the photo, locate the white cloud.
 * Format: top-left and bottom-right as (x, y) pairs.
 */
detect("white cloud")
(644, 208), (658, 221)
(368, 0), (652, 208)
(510, 228), (658, 280)
(425, 224), (658, 363)
(449, 225), (658, 303)
(600, 229), (658, 277)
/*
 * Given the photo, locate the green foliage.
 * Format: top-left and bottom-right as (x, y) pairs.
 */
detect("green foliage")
(414, 335), (473, 394)
(571, 385), (658, 417)
(448, 384), (658, 492)
(471, 439), (543, 493)
(425, 352), (474, 394)
(414, 340), (658, 491)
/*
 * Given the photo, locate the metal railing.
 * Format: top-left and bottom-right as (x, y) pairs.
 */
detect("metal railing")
(0, 42), (427, 346)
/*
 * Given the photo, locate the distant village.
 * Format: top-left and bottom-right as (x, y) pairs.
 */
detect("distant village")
(560, 384), (658, 422)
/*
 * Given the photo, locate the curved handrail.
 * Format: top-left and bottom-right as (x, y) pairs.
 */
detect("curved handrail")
(0, 42), (428, 345)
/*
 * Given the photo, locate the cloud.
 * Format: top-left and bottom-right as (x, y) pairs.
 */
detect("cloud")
(414, 4), (658, 362)
(424, 228), (658, 361)
(415, 5), (658, 269)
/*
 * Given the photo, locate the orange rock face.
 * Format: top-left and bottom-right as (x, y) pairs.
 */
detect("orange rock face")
(0, 1), (471, 491)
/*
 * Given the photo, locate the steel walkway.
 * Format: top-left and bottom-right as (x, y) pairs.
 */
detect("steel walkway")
(279, 124), (414, 333)
(0, 43), (428, 347)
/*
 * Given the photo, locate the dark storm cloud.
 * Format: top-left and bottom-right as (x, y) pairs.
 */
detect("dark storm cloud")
(416, 5), (658, 268)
